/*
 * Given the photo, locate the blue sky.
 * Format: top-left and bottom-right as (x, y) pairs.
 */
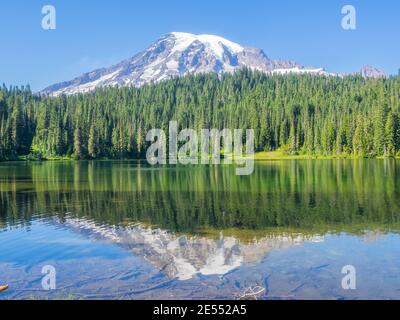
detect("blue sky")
(1, 0), (399, 91)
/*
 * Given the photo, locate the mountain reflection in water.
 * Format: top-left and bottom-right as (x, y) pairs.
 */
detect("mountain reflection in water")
(61, 218), (324, 280)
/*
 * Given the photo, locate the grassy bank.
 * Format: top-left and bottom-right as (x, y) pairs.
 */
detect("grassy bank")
(1, 149), (399, 163)
(253, 150), (400, 160)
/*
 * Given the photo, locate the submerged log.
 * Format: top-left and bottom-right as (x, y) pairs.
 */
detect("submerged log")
(0, 285), (9, 292)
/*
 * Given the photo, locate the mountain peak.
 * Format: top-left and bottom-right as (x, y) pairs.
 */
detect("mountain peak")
(168, 32), (244, 58)
(359, 65), (386, 78)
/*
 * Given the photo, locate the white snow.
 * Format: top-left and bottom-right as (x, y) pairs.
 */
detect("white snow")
(271, 67), (335, 77)
(199, 245), (243, 276)
(52, 69), (121, 96)
(170, 32), (244, 59)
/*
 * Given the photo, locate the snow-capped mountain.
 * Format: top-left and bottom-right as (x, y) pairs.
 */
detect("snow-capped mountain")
(41, 32), (333, 96)
(359, 65), (386, 78)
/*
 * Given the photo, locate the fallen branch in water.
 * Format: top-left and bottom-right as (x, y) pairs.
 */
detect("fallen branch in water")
(236, 286), (266, 300)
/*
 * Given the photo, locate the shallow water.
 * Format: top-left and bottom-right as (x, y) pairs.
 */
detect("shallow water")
(1, 160), (400, 299)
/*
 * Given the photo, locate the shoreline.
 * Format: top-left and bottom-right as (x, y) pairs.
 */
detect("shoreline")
(1, 155), (399, 163)
(1, 149), (400, 163)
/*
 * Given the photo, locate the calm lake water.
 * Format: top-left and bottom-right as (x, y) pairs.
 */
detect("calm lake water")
(1, 160), (400, 300)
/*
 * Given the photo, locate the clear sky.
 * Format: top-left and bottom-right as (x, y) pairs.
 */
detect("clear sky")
(1, 0), (399, 91)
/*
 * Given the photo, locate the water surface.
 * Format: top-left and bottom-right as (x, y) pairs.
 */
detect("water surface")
(1, 160), (400, 299)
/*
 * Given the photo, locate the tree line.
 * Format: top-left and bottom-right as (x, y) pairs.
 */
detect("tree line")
(0, 69), (400, 161)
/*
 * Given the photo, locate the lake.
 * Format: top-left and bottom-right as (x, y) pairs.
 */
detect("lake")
(1, 160), (400, 299)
